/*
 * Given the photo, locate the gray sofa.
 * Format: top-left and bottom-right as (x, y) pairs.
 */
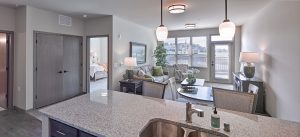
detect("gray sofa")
(137, 65), (169, 83)
(133, 65), (169, 83)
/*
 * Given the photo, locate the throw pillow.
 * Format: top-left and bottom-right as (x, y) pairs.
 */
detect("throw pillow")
(144, 74), (155, 81)
(138, 70), (146, 77)
(153, 66), (164, 76)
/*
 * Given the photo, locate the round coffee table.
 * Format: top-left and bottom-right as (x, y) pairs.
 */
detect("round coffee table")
(177, 86), (213, 102)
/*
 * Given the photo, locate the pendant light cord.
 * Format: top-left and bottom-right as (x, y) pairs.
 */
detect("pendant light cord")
(225, 0), (228, 21)
(160, 0), (163, 25)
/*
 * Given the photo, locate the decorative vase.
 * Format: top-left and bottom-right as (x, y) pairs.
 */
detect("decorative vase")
(126, 70), (134, 80)
(243, 66), (255, 78)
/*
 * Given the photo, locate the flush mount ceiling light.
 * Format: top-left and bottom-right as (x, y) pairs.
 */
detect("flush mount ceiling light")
(168, 4), (186, 14)
(156, 0), (168, 41)
(219, 0), (236, 39)
(185, 24), (196, 29)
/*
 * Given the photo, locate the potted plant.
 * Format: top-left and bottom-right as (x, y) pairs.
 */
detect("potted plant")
(186, 73), (196, 84)
(154, 43), (167, 68)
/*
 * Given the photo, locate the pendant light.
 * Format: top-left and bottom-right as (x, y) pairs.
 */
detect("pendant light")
(156, 0), (168, 41)
(219, 0), (236, 39)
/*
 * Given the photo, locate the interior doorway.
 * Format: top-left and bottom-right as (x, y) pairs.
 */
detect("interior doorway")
(0, 31), (13, 110)
(87, 36), (109, 92)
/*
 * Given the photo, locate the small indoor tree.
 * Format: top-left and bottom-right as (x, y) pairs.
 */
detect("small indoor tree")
(154, 43), (167, 67)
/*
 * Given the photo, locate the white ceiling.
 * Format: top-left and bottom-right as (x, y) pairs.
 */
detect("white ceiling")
(0, 0), (272, 30)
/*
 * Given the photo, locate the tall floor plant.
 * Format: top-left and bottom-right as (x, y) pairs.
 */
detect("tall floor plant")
(154, 43), (167, 67)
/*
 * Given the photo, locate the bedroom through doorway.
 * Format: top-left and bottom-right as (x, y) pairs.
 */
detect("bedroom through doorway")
(87, 36), (109, 92)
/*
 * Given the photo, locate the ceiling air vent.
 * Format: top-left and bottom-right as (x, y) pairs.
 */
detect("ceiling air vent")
(58, 15), (72, 27)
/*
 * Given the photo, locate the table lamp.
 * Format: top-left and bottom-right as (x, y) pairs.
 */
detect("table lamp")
(239, 52), (259, 78)
(124, 57), (137, 81)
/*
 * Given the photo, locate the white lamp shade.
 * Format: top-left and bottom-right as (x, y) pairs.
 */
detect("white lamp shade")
(156, 25), (168, 41)
(124, 57), (137, 67)
(239, 52), (260, 63)
(168, 5), (185, 14)
(219, 21), (236, 39)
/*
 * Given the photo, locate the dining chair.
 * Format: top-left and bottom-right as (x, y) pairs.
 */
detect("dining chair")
(168, 77), (188, 102)
(213, 87), (257, 113)
(248, 84), (259, 94)
(247, 84), (259, 112)
(142, 81), (167, 99)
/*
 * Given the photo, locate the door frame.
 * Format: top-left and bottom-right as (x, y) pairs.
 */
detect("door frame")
(86, 35), (110, 92)
(0, 30), (14, 110)
(209, 34), (235, 84)
(33, 31), (83, 109)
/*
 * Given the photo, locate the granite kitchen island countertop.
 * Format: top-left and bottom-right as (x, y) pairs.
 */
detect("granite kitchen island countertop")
(40, 90), (300, 137)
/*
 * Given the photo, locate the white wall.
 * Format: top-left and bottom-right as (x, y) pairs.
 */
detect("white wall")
(4, 5), (156, 109)
(13, 6), (85, 110)
(25, 6), (84, 109)
(112, 16), (157, 90)
(241, 1), (300, 122)
(90, 37), (108, 64)
(99, 38), (108, 64)
(14, 6), (27, 109)
(0, 6), (15, 31)
(168, 27), (241, 81)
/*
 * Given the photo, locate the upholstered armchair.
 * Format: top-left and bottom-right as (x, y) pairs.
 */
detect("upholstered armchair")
(174, 64), (200, 82)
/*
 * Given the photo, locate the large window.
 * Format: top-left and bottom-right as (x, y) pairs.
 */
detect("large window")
(164, 38), (176, 65)
(163, 36), (207, 67)
(191, 37), (208, 67)
(177, 37), (190, 65)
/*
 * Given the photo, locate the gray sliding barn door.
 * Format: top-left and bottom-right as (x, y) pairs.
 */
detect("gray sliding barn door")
(0, 33), (7, 109)
(62, 36), (82, 99)
(36, 33), (64, 108)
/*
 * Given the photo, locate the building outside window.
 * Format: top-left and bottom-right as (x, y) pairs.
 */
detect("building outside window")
(163, 38), (176, 65)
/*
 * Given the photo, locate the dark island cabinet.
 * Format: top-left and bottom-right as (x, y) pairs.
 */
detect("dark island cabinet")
(50, 119), (97, 137)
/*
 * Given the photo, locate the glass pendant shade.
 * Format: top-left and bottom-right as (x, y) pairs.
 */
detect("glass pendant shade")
(219, 20), (236, 39)
(156, 25), (168, 41)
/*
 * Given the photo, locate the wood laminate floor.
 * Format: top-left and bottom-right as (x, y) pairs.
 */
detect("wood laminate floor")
(0, 109), (42, 137)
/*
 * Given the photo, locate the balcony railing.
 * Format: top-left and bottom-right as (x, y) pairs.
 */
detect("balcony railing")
(215, 57), (229, 79)
(166, 56), (230, 79)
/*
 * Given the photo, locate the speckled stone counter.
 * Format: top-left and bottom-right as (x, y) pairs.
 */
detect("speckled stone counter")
(40, 90), (300, 137)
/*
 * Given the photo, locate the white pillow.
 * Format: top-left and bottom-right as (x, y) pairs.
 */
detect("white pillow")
(138, 70), (146, 77)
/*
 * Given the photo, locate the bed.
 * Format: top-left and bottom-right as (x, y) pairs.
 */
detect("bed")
(90, 63), (107, 81)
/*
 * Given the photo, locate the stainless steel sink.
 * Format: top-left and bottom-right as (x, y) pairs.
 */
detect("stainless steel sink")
(140, 119), (228, 137)
(188, 131), (222, 137)
(139, 119), (185, 137)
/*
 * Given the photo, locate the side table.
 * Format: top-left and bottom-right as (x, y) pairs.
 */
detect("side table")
(119, 79), (143, 94)
(233, 72), (265, 114)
